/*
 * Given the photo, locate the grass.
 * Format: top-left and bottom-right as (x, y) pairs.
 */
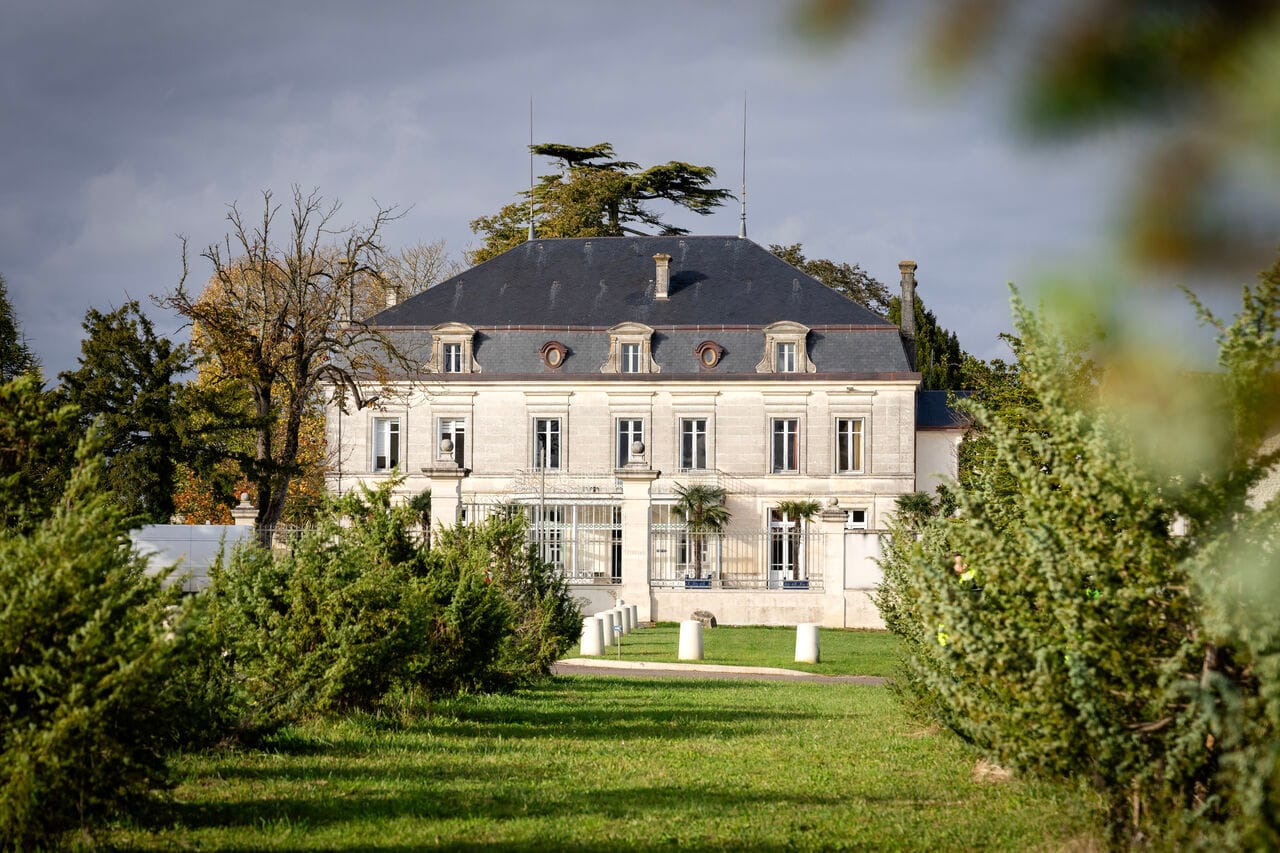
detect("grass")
(580, 623), (902, 677)
(101, 677), (1101, 851)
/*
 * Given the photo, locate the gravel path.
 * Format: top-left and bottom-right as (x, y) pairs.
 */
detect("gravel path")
(552, 658), (888, 685)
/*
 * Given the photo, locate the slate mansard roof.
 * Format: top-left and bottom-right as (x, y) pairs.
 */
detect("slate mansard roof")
(369, 236), (916, 378)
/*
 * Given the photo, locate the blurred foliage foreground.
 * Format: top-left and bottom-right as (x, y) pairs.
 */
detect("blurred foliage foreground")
(877, 251), (1280, 848)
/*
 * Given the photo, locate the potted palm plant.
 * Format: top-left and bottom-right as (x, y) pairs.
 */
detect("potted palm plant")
(672, 483), (731, 588)
(774, 499), (821, 589)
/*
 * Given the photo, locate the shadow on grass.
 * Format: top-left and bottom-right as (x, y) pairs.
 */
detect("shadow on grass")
(154, 781), (863, 835)
(216, 679), (836, 764)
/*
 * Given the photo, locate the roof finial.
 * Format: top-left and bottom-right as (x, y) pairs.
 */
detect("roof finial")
(739, 93), (748, 239)
(527, 96), (535, 242)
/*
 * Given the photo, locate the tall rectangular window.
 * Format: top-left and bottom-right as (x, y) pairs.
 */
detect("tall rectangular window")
(776, 342), (797, 373)
(533, 418), (561, 470)
(620, 342), (642, 373)
(372, 417), (400, 472)
(439, 418), (465, 466)
(680, 418), (707, 470)
(443, 342), (463, 373)
(617, 419), (644, 467)
(771, 418), (799, 473)
(769, 508), (802, 583)
(836, 418), (864, 473)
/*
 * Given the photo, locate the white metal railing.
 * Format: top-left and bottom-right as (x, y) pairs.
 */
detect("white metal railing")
(650, 530), (825, 591)
(508, 468), (622, 497)
(460, 500), (623, 585)
(652, 468), (757, 497)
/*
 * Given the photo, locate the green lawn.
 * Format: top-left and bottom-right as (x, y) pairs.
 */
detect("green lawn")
(102, 677), (1101, 851)
(582, 623), (902, 678)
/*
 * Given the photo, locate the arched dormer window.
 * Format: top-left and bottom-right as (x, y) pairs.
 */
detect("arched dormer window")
(430, 322), (480, 374)
(601, 322), (660, 374)
(755, 321), (815, 374)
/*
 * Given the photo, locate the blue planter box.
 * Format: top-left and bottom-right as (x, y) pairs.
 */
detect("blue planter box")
(783, 579), (810, 590)
(684, 578), (712, 589)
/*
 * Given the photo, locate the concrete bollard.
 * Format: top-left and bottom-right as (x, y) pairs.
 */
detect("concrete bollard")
(580, 616), (604, 656)
(629, 603), (639, 628)
(795, 623), (821, 663)
(615, 605), (632, 634)
(678, 619), (704, 661)
(596, 610), (615, 647)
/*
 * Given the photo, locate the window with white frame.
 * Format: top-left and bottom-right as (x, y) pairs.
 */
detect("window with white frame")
(679, 418), (708, 470)
(616, 419), (644, 467)
(438, 418), (465, 466)
(845, 508), (869, 530)
(769, 508), (804, 584)
(835, 417), (864, 473)
(771, 418), (799, 473)
(533, 418), (561, 470)
(430, 323), (479, 374)
(620, 342), (642, 374)
(443, 342), (463, 373)
(776, 342), (797, 373)
(531, 505), (564, 569)
(372, 417), (401, 472)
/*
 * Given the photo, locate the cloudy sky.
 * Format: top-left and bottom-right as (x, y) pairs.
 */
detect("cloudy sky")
(2, 1), (1216, 378)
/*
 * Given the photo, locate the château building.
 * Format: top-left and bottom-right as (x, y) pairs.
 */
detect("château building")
(324, 236), (964, 627)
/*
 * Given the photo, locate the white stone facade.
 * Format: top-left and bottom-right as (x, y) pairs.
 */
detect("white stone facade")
(322, 236), (964, 627)
(325, 376), (945, 628)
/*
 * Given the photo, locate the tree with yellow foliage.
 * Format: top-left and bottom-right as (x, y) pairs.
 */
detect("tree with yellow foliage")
(162, 187), (415, 542)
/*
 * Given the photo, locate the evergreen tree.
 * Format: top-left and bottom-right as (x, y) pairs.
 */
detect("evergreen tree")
(879, 297), (1204, 843)
(888, 291), (968, 390)
(0, 430), (199, 848)
(877, 264), (1280, 845)
(59, 301), (190, 524)
(0, 375), (77, 531)
(469, 143), (732, 263)
(0, 273), (38, 381)
(208, 482), (580, 723)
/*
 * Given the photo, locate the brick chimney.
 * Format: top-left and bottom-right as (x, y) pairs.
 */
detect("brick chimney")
(898, 260), (918, 368)
(653, 253), (672, 300)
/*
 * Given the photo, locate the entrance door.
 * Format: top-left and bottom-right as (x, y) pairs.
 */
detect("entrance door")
(769, 510), (799, 589)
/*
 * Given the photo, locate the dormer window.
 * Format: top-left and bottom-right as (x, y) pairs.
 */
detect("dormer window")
(430, 322), (480, 374)
(756, 321), (815, 374)
(776, 342), (796, 373)
(443, 342), (463, 373)
(601, 322), (660, 374)
(621, 343), (642, 373)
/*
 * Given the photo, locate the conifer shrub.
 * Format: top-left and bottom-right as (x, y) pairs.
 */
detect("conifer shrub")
(208, 485), (578, 724)
(0, 433), (203, 849)
(878, 275), (1280, 847)
(433, 511), (582, 689)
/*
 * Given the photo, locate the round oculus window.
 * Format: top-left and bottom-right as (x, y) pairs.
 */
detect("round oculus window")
(540, 341), (567, 369)
(693, 340), (724, 368)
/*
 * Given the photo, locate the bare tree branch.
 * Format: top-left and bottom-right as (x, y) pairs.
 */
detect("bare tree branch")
(157, 186), (414, 543)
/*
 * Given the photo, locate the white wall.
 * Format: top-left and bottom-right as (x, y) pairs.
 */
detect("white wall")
(915, 430), (962, 496)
